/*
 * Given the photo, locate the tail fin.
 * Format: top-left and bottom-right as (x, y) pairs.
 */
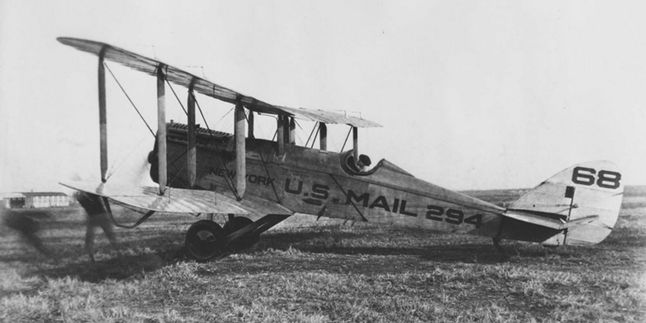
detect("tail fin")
(509, 161), (623, 246)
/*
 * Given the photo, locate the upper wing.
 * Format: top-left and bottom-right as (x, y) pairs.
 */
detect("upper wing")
(61, 180), (249, 214)
(57, 37), (381, 128)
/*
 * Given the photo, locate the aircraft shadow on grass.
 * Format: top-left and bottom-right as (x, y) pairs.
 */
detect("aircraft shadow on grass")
(6, 209), (630, 283)
(19, 229), (586, 283)
(260, 232), (560, 264)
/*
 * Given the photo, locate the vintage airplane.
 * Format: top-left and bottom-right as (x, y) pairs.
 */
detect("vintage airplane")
(57, 37), (624, 261)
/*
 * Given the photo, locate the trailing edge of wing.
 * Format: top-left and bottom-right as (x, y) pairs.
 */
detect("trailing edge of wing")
(60, 181), (248, 215)
(57, 37), (381, 128)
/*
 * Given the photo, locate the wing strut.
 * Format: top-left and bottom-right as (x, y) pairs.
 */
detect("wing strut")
(320, 123), (327, 150)
(352, 127), (359, 164)
(276, 115), (285, 155)
(187, 82), (197, 188)
(104, 63), (155, 137)
(310, 123), (320, 149)
(98, 46), (108, 183)
(288, 117), (296, 144)
(247, 111), (255, 139)
(156, 65), (167, 194)
(234, 100), (246, 199)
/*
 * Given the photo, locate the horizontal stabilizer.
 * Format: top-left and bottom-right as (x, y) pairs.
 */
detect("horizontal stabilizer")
(564, 214), (601, 228)
(503, 211), (600, 231)
(503, 210), (566, 230)
(60, 181), (248, 215)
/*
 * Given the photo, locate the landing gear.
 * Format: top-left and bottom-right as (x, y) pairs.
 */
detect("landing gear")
(223, 216), (259, 251)
(185, 220), (226, 262)
(184, 214), (291, 261)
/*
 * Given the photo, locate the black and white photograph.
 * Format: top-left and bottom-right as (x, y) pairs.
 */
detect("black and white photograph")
(1, 1), (644, 321)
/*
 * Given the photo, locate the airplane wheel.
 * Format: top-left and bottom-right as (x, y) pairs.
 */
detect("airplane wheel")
(223, 216), (259, 251)
(185, 220), (226, 261)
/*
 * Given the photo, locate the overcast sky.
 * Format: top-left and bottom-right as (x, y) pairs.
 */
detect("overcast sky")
(1, 0), (645, 192)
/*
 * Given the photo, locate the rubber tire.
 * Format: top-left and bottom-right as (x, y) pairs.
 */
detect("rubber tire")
(222, 216), (259, 251)
(185, 220), (226, 262)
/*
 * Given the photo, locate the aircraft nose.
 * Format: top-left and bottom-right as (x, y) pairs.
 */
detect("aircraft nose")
(147, 150), (156, 163)
(148, 150), (159, 183)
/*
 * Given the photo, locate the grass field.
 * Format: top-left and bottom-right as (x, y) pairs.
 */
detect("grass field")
(0, 187), (644, 322)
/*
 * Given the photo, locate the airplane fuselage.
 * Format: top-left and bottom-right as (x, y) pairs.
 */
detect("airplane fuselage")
(153, 123), (523, 240)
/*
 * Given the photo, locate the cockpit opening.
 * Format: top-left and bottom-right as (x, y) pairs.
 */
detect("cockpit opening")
(342, 150), (377, 176)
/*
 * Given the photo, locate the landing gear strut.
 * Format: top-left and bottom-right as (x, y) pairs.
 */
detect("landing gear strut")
(184, 213), (291, 261)
(223, 216), (259, 251)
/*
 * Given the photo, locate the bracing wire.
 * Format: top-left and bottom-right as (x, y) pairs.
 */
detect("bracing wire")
(239, 110), (281, 202)
(340, 126), (352, 152)
(292, 119), (305, 145)
(214, 107), (234, 127)
(104, 63), (155, 137)
(293, 119), (305, 131)
(305, 122), (318, 147)
(310, 125), (320, 149)
(190, 92), (211, 130)
(165, 79), (188, 116)
(187, 94), (240, 200)
(167, 151), (189, 187)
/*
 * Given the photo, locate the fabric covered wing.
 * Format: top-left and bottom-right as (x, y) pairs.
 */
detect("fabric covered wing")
(57, 37), (380, 128)
(60, 181), (248, 215)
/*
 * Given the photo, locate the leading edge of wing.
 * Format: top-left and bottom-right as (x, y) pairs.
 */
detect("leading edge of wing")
(60, 180), (248, 215)
(57, 37), (381, 128)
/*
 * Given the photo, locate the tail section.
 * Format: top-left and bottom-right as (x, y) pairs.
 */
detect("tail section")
(508, 161), (623, 246)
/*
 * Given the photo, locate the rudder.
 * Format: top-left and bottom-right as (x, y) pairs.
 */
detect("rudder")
(508, 161), (623, 246)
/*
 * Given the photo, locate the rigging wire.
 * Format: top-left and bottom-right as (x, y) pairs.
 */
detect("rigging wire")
(190, 92), (211, 130)
(214, 107), (234, 127)
(165, 79), (188, 116)
(103, 63), (155, 137)
(293, 119), (305, 131)
(340, 126), (352, 152)
(266, 114), (279, 141)
(310, 125), (320, 149)
(167, 152), (189, 187)
(252, 113), (272, 140)
(304, 122), (318, 147)
(241, 110), (281, 203)
(186, 94), (240, 200)
(292, 119), (304, 145)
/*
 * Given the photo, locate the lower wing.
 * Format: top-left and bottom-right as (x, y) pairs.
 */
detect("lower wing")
(60, 180), (249, 215)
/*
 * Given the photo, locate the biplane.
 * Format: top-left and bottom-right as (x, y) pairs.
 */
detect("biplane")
(58, 37), (624, 261)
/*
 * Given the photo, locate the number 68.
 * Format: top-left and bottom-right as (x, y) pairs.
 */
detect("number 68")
(571, 167), (621, 189)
